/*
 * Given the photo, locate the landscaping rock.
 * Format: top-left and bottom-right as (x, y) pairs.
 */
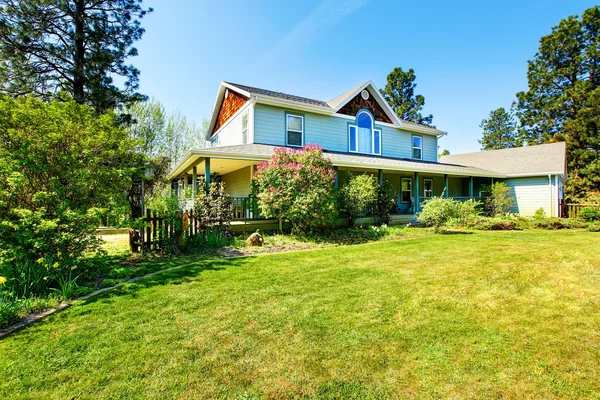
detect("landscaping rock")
(246, 231), (264, 246)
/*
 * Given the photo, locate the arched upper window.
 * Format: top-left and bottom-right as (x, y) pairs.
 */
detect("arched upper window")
(349, 110), (381, 155)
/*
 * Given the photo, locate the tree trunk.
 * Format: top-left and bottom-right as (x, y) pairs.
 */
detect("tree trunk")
(73, 0), (85, 104)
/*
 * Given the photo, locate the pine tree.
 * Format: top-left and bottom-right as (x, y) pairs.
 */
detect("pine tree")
(0, 0), (152, 113)
(380, 67), (434, 127)
(479, 107), (519, 150)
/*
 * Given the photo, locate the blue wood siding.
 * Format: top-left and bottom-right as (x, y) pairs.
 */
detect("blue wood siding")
(504, 176), (553, 217)
(254, 104), (439, 162)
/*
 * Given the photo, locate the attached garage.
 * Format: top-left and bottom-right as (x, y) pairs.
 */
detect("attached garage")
(504, 175), (560, 217)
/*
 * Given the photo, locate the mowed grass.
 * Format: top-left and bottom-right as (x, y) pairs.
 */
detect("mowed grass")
(2, 230), (600, 399)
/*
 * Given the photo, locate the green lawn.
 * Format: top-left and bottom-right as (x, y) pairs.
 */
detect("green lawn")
(2, 230), (600, 399)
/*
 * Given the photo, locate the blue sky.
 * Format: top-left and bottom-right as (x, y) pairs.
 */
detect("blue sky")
(134, 0), (597, 154)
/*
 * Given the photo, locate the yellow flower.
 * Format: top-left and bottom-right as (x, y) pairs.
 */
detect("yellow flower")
(71, 266), (77, 270)
(43, 277), (48, 281)
(52, 262), (59, 269)
(37, 258), (44, 264)
(0, 276), (6, 285)
(44, 264), (49, 269)
(57, 251), (62, 257)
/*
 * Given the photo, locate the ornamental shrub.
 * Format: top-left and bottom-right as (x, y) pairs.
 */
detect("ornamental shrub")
(252, 144), (338, 233)
(482, 182), (516, 216)
(194, 181), (233, 243)
(472, 217), (520, 231)
(374, 179), (396, 226)
(417, 197), (458, 233)
(455, 198), (482, 227)
(339, 173), (378, 227)
(578, 206), (600, 222)
(534, 207), (547, 219)
(0, 96), (140, 301)
(589, 223), (600, 232)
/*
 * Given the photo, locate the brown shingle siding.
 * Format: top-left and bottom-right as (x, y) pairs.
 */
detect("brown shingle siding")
(338, 93), (393, 124)
(212, 89), (249, 135)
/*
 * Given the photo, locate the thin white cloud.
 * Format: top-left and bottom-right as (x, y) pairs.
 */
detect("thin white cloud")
(257, 0), (369, 68)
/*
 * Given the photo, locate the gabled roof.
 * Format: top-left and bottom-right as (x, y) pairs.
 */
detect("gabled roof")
(210, 81), (447, 137)
(439, 142), (567, 177)
(224, 82), (330, 108)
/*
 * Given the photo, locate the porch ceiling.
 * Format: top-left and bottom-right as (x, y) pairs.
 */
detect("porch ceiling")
(177, 156), (258, 178)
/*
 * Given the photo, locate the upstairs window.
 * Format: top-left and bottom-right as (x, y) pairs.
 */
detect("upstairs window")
(286, 114), (303, 147)
(349, 111), (381, 155)
(413, 135), (422, 160)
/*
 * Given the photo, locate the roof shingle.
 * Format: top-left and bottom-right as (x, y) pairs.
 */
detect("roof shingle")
(439, 142), (566, 176)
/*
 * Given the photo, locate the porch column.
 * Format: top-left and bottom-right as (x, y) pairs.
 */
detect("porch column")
(469, 176), (474, 198)
(414, 172), (419, 212)
(491, 177), (494, 185)
(378, 169), (384, 186)
(444, 174), (449, 198)
(204, 157), (211, 188)
(192, 166), (198, 200)
(334, 166), (339, 189)
(183, 174), (188, 199)
(178, 177), (183, 200)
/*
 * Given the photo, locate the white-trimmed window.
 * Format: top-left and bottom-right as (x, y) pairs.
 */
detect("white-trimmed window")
(286, 113), (303, 147)
(242, 112), (248, 144)
(423, 179), (433, 197)
(413, 135), (422, 160)
(348, 111), (381, 155)
(401, 178), (412, 203)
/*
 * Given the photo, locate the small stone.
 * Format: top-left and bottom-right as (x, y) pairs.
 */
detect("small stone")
(246, 231), (264, 246)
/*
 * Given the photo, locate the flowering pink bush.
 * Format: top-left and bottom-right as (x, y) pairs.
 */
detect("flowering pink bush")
(252, 144), (338, 232)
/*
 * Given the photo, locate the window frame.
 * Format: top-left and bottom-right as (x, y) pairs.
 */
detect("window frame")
(412, 135), (423, 160)
(401, 178), (412, 204)
(348, 110), (382, 156)
(423, 178), (433, 198)
(285, 112), (304, 147)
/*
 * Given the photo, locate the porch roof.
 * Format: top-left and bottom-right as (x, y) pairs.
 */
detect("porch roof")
(169, 144), (504, 180)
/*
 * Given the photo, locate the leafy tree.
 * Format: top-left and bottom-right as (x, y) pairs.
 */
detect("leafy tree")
(479, 107), (519, 150)
(0, 95), (141, 286)
(252, 144), (337, 233)
(515, 6), (600, 198)
(438, 149), (450, 159)
(339, 173), (378, 227)
(374, 179), (396, 226)
(0, 0), (152, 112)
(127, 98), (209, 168)
(380, 67), (434, 126)
(482, 182), (515, 216)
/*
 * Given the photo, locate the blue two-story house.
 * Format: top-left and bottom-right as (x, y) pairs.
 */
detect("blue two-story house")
(169, 81), (567, 223)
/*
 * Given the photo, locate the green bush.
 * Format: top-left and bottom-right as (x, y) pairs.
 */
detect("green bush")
(482, 182), (516, 217)
(533, 218), (565, 230)
(533, 207), (547, 219)
(417, 197), (458, 233)
(578, 206), (600, 222)
(454, 199), (482, 227)
(562, 219), (588, 229)
(589, 224), (600, 232)
(374, 180), (396, 226)
(339, 173), (378, 227)
(473, 217), (520, 231)
(0, 96), (141, 305)
(195, 181), (233, 240)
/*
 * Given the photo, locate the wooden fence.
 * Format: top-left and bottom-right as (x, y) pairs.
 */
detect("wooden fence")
(129, 209), (199, 253)
(565, 203), (600, 219)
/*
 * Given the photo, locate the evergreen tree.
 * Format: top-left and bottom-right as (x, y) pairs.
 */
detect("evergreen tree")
(479, 107), (519, 150)
(0, 0), (152, 113)
(515, 5), (600, 199)
(380, 67), (434, 126)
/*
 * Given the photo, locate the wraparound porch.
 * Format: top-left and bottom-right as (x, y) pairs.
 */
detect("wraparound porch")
(169, 153), (498, 228)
